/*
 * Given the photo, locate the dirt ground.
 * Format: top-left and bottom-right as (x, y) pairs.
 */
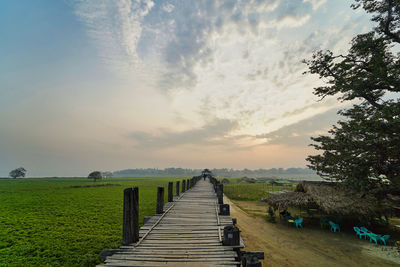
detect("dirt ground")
(225, 197), (400, 267)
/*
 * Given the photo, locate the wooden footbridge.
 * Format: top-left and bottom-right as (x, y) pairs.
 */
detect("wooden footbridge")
(100, 172), (263, 266)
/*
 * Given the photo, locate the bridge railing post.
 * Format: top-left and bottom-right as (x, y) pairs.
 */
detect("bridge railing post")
(133, 187), (139, 242)
(182, 180), (186, 193)
(156, 187), (164, 214)
(168, 182), (173, 202)
(123, 187), (139, 245)
(176, 181), (180, 196)
(217, 184), (223, 204)
(187, 179), (190, 190)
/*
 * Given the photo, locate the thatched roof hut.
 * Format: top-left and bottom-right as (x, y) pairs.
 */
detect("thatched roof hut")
(265, 181), (392, 217)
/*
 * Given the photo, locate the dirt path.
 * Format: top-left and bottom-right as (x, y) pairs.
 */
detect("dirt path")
(225, 197), (399, 267)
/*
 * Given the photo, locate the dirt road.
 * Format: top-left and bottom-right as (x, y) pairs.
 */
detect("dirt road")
(225, 197), (399, 267)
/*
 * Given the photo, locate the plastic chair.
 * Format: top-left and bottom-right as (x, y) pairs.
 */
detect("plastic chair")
(368, 233), (379, 244)
(379, 235), (390, 245)
(353, 227), (367, 239)
(329, 221), (340, 232)
(295, 218), (303, 228)
(360, 227), (371, 239)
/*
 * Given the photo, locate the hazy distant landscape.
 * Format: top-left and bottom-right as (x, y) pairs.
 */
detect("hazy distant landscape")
(112, 167), (319, 180)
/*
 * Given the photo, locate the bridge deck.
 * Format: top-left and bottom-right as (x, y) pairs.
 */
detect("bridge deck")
(103, 180), (241, 266)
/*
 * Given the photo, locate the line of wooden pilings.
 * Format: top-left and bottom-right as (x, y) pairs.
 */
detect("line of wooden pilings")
(122, 187), (139, 245)
(122, 178), (204, 246)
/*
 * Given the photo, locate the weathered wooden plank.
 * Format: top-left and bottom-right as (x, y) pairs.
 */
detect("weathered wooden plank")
(107, 257), (237, 262)
(139, 241), (222, 245)
(110, 255), (237, 260)
(144, 238), (219, 241)
(114, 251), (237, 256)
(105, 260), (239, 266)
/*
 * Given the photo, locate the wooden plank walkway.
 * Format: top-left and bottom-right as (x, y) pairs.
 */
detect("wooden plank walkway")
(103, 179), (241, 266)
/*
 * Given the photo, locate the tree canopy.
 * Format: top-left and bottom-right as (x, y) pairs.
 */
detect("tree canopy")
(305, 0), (400, 197)
(88, 171), (102, 182)
(9, 167), (27, 178)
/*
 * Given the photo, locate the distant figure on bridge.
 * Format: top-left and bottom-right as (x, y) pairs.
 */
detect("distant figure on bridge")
(201, 168), (212, 181)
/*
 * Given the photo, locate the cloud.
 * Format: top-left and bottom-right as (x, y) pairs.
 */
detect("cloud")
(129, 119), (240, 148)
(275, 13), (311, 28)
(71, 0), (373, 157)
(72, 0), (319, 90)
(303, 0), (327, 11)
(256, 107), (343, 146)
(72, 0), (155, 76)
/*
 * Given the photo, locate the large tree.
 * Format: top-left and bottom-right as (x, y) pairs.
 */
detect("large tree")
(88, 171), (102, 182)
(9, 167), (27, 178)
(305, 0), (400, 197)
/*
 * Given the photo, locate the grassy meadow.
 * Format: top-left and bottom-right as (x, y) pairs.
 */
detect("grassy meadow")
(222, 178), (297, 201)
(0, 177), (184, 266)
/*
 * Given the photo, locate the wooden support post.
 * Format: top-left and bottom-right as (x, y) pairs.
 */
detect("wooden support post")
(156, 187), (164, 214)
(176, 181), (180, 196)
(187, 179), (190, 190)
(168, 182), (173, 202)
(219, 204), (230, 215)
(182, 180), (186, 193)
(132, 187), (139, 242)
(223, 225), (240, 246)
(217, 184), (223, 204)
(123, 187), (139, 245)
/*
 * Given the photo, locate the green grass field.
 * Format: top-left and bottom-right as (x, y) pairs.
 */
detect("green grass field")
(222, 179), (296, 201)
(0, 177), (185, 266)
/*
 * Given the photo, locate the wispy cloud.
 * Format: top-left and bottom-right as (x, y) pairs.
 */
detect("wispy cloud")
(129, 118), (240, 148)
(256, 107), (342, 146)
(303, 0), (327, 11)
(73, 0), (154, 76)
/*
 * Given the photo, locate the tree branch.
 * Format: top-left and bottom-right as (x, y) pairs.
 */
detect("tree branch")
(384, 0), (400, 44)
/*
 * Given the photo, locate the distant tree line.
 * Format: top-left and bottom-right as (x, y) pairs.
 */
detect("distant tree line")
(112, 167), (316, 178)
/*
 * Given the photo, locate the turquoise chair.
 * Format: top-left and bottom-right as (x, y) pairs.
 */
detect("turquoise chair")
(360, 227), (371, 239)
(353, 227), (367, 239)
(329, 221), (340, 232)
(295, 218), (303, 228)
(379, 235), (390, 245)
(368, 233), (379, 244)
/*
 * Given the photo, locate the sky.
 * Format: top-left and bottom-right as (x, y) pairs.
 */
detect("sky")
(0, 0), (374, 176)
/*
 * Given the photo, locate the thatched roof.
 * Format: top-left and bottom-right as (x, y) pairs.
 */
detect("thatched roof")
(265, 191), (315, 210)
(265, 181), (392, 217)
